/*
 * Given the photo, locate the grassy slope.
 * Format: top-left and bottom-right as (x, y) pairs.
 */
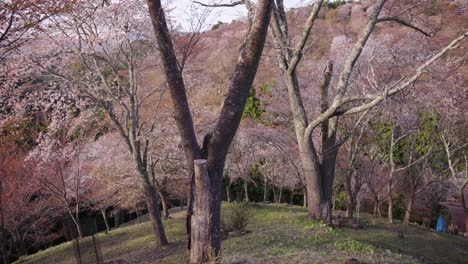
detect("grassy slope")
(14, 204), (468, 264)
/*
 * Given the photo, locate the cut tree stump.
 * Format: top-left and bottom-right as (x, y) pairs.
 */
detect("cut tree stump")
(189, 160), (213, 264)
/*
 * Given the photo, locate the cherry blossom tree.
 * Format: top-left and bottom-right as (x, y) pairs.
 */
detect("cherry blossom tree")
(34, 0), (171, 244)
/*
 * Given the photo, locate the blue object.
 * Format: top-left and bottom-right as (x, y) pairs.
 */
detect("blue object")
(436, 215), (447, 233)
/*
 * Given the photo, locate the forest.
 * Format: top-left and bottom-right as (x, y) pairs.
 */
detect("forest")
(0, 0), (467, 263)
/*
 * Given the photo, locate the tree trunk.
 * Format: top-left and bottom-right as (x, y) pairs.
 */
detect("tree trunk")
(461, 182), (467, 233)
(69, 211), (83, 239)
(388, 193), (394, 224)
(278, 186), (283, 203)
(101, 209), (110, 234)
(345, 171), (354, 218)
(244, 181), (249, 202)
(0, 181), (9, 264)
(190, 160), (212, 264)
(372, 196), (380, 218)
(345, 199), (354, 219)
(226, 185), (231, 203)
(403, 191), (415, 225)
(147, 0), (273, 258)
(136, 210), (141, 224)
(263, 176), (268, 203)
(143, 183), (168, 245)
(75, 220), (83, 239)
(114, 211), (121, 227)
(159, 191), (170, 219)
(300, 144), (324, 220)
(303, 190), (307, 208)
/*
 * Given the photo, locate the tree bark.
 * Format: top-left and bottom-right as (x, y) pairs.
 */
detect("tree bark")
(136, 210), (141, 224)
(403, 191), (415, 225)
(190, 160), (212, 264)
(278, 186), (283, 203)
(244, 181), (249, 202)
(101, 209), (110, 234)
(114, 211), (121, 227)
(303, 189), (307, 208)
(159, 191), (170, 219)
(263, 176), (268, 203)
(226, 185), (231, 203)
(143, 183), (168, 245)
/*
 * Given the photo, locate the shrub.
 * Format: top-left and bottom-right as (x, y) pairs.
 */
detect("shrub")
(211, 21), (224, 30)
(242, 87), (264, 121)
(221, 203), (250, 233)
(324, 0), (347, 9)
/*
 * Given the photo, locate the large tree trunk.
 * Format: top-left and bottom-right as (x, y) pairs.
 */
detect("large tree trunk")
(300, 139), (337, 224)
(101, 209), (110, 234)
(143, 182), (168, 245)
(190, 160), (212, 264)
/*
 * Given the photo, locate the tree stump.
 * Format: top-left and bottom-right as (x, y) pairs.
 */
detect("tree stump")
(190, 160), (212, 264)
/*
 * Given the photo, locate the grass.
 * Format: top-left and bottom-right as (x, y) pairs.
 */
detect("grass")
(14, 203), (468, 264)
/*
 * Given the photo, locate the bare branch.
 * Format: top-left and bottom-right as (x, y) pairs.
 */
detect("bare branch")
(376, 17), (431, 37)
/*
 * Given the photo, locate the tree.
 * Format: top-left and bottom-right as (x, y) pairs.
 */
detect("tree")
(266, 0), (467, 223)
(29, 138), (90, 239)
(0, 0), (74, 57)
(341, 117), (368, 218)
(146, 0), (273, 260)
(36, 0), (169, 245)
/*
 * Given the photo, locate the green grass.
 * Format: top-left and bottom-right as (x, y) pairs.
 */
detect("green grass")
(14, 204), (468, 264)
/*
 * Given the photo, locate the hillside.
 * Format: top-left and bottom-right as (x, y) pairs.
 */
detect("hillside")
(14, 204), (468, 264)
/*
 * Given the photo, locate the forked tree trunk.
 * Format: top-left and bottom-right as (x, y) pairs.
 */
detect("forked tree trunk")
(147, 0), (273, 258)
(190, 160), (213, 264)
(101, 209), (110, 234)
(68, 210), (83, 239)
